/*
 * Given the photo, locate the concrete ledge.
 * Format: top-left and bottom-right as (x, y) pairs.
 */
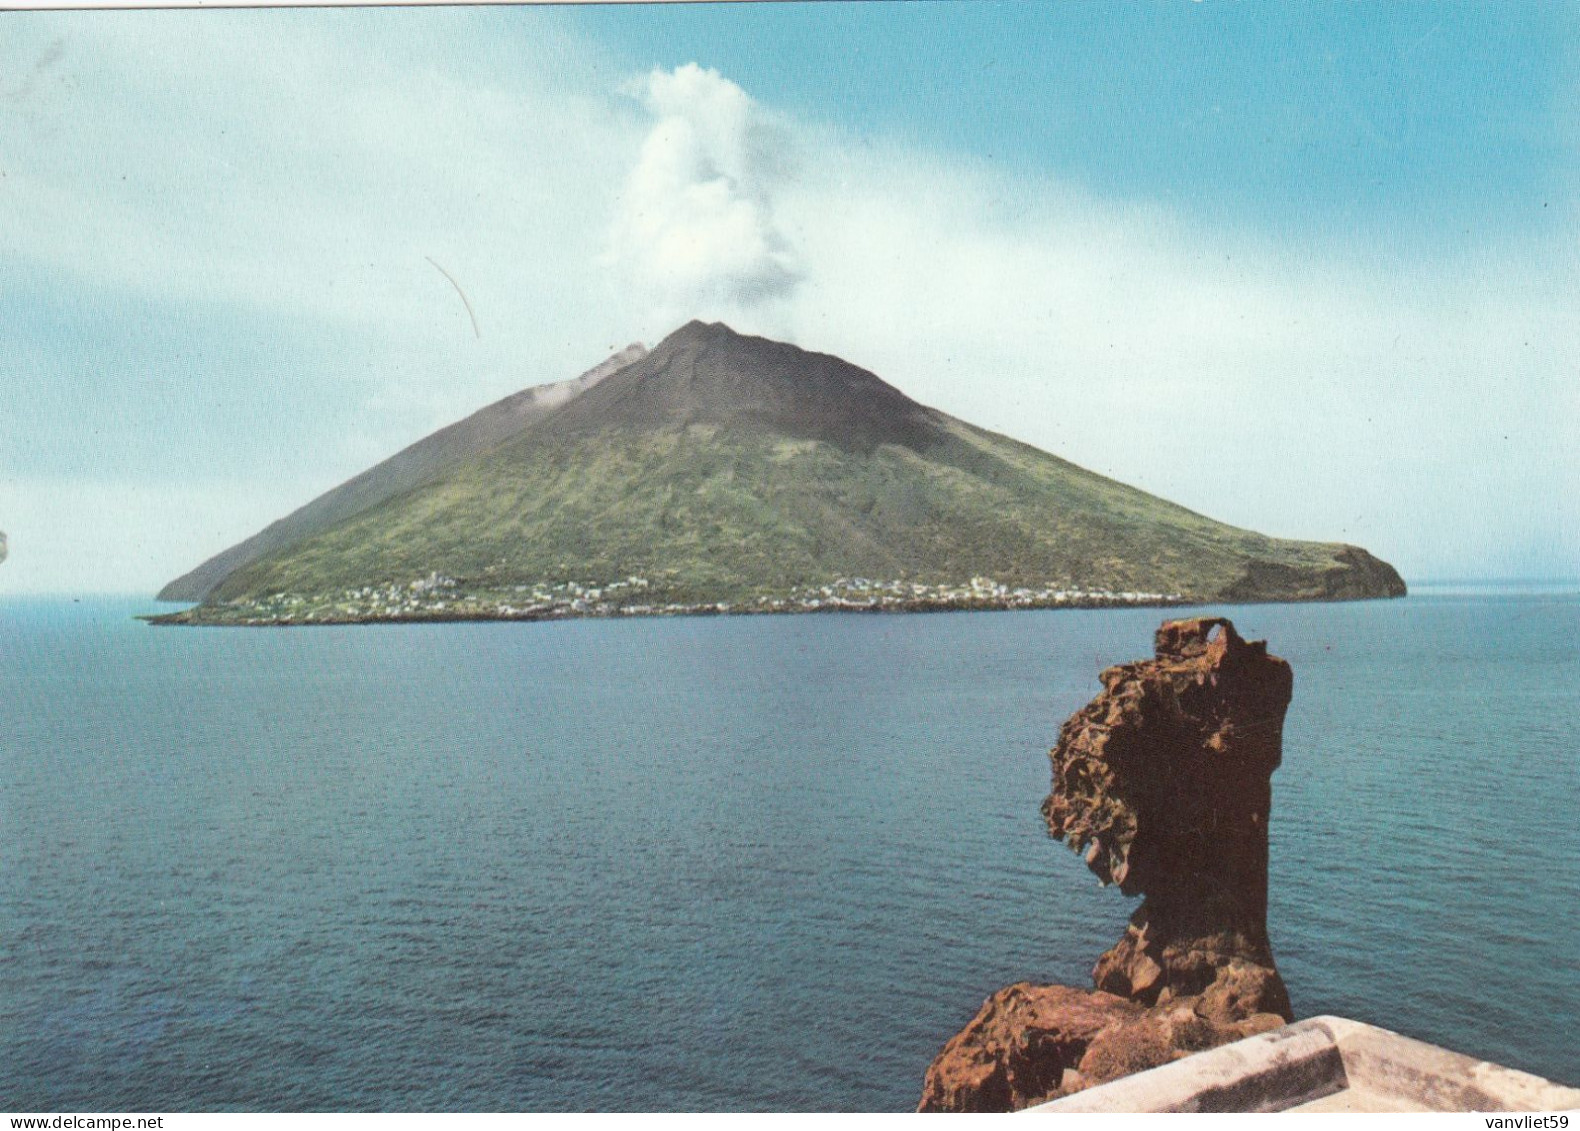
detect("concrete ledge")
(1025, 1017), (1580, 1113)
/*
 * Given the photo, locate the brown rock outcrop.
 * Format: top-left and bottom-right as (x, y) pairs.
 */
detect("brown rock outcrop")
(919, 617), (1296, 1112)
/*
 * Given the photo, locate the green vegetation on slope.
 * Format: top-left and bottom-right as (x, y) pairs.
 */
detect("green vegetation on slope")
(206, 419), (1396, 611)
(164, 321), (1404, 625)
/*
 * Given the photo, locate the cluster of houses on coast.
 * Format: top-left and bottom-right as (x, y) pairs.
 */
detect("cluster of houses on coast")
(167, 572), (1186, 626)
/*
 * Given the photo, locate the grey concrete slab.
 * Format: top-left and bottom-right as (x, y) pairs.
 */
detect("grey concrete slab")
(1025, 1016), (1580, 1113)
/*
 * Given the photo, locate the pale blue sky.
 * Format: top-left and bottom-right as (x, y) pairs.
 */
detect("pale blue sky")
(1, 4), (1576, 593)
(569, 1), (1577, 246)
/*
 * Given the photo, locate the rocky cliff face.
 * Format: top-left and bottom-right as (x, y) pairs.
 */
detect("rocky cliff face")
(918, 617), (1295, 1112)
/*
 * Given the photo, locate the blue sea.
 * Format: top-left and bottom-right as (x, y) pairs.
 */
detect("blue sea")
(2, 590), (1576, 1110)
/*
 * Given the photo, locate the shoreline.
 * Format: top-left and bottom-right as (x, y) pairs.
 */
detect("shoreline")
(146, 594), (1191, 628)
(142, 591), (1419, 628)
(146, 575), (1189, 627)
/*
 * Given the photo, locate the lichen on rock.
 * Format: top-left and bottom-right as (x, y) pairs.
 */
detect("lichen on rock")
(918, 617), (1296, 1112)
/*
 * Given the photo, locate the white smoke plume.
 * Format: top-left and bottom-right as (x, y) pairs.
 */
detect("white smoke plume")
(607, 64), (802, 328)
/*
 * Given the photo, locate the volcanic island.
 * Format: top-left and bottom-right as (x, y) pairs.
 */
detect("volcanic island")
(151, 321), (1404, 626)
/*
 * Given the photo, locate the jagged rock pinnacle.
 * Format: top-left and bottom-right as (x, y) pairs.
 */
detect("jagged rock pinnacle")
(918, 618), (1295, 1112)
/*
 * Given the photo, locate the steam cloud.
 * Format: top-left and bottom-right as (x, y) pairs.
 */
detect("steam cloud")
(607, 64), (802, 323)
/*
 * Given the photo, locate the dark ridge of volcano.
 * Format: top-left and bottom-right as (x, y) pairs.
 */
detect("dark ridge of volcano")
(547, 320), (947, 453)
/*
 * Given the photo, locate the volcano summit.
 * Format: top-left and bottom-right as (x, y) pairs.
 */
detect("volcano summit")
(153, 321), (1404, 625)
